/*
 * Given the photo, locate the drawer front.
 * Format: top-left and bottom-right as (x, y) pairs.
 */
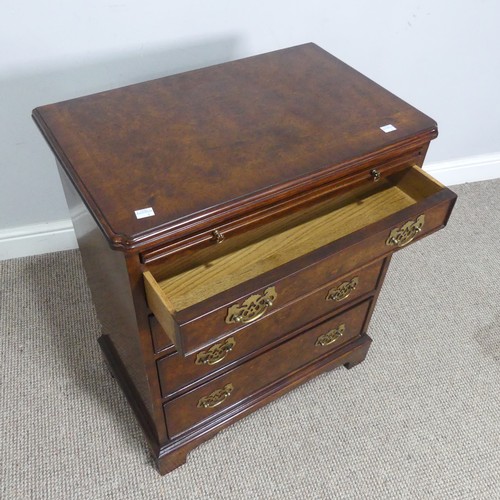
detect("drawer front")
(173, 191), (454, 354)
(164, 299), (371, 437)
(157, 259), (384, 397)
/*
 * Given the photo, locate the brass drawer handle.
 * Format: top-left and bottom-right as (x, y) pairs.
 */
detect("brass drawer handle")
(370, 169), (381, 182)
(326, 277), (359, 302)
(211, 229), (225, 244)
(225, 286), (277, 324)
(195, 337), (236, 365)
(315, 323), (345, 347)
(386, 214), (425, 248)
(197, 383), (234, 409)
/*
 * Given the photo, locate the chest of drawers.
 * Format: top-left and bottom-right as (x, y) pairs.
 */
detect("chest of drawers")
(33, 43), (456, 475)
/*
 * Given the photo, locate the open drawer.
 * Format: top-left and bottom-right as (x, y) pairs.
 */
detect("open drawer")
(144, 166), (456, 356)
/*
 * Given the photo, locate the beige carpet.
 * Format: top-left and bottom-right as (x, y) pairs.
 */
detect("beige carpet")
(1, 179), (499, 499)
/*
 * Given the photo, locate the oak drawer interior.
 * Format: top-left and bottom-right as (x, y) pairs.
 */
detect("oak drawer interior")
(145, 166), (443, 313)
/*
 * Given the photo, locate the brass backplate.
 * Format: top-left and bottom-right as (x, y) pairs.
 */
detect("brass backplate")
(197, 383), (234, 409)
(315, 324), (346, 347)
(326, 277), (359, 302)
(195, 338), (236, 366)
(225, 286), (277, 324)
(386, 214), (425, 247)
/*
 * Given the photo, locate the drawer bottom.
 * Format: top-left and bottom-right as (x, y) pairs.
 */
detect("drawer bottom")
(164, 299), (371, 437)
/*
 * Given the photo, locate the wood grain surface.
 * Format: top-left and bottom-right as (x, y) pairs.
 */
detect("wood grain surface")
(33, 43), (437, 250)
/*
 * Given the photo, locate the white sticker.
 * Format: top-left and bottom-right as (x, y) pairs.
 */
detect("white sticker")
(134, 207), (155, 219)
(380, 124), (397, 133)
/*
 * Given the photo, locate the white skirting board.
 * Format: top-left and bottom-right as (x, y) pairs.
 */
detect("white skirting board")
(0, 220), (78, 261)
(1, 153), (499, 261)
(425, 152), (500, 186)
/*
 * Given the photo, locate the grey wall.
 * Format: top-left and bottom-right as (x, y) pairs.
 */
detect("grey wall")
(1, 0), (499, 231)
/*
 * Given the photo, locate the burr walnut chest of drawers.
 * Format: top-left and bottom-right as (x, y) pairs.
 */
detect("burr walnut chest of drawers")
(33, 43), (457, 475)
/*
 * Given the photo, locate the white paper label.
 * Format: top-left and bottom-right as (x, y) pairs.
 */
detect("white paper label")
(380, 124), (397, 133)
(134, 207), (155, 219)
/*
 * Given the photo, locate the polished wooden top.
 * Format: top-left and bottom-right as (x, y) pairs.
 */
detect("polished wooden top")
(33, 43), (436, 250)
